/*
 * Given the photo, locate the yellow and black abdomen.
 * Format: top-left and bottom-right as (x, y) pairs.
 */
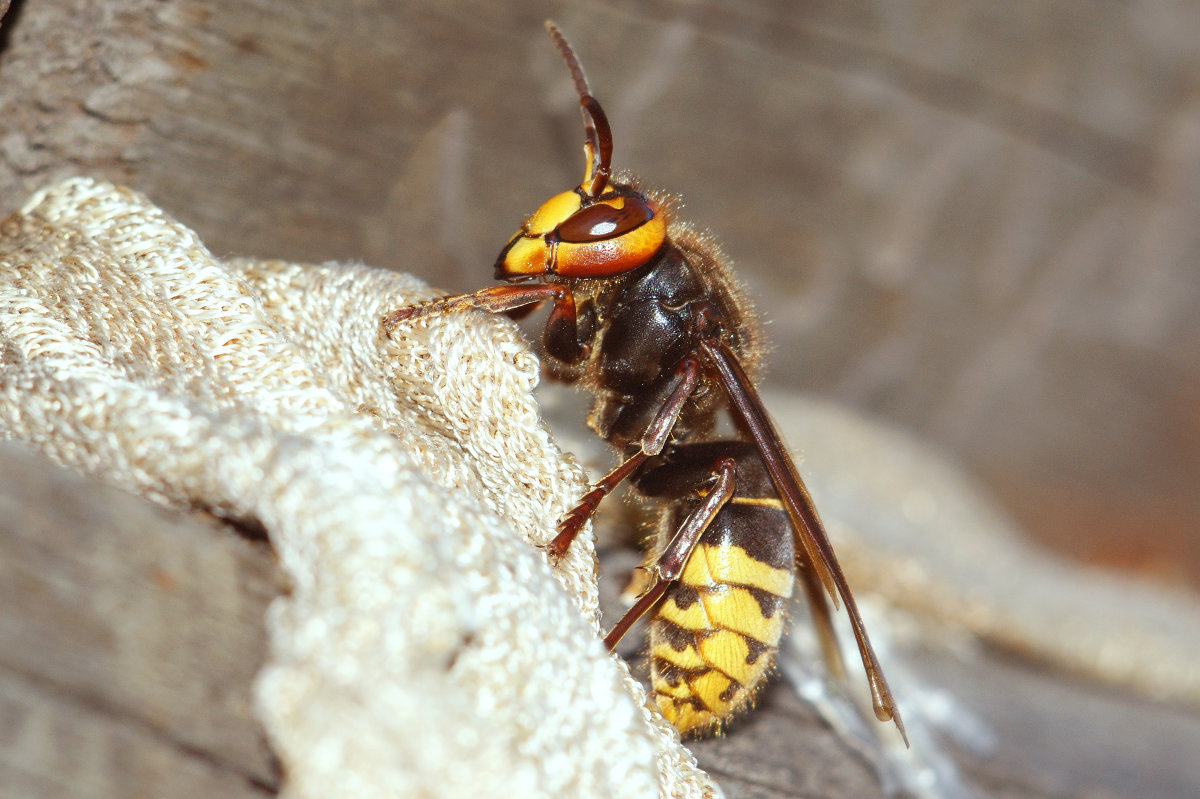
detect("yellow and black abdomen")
(635, 442), (795, 736)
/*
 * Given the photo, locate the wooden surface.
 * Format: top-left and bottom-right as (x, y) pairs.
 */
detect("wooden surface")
(594, 536), (1200, 799)
(2, 0), (1197, 591)
(3, 439), (1198, 799)
(0, 443), (280, 799)
(688, 645), (1200, 799)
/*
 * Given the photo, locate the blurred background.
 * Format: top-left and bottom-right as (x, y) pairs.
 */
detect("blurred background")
(4, 0), (1195, 590)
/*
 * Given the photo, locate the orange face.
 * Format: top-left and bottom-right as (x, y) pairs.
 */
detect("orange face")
(495, 186), (666, 280)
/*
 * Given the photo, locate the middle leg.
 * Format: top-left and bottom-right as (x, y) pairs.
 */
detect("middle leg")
(547, 354), (703, 561)
(602, 456), (736, 649)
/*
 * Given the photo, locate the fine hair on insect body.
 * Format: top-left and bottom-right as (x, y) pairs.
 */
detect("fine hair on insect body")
(384, 21), (905, 743)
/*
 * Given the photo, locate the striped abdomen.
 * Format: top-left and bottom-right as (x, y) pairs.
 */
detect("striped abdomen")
(638, 443), (796, 735)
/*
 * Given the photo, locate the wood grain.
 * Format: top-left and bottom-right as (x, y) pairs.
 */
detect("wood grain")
(3, 0), (1197, 590)
(0, 443), (280, 799)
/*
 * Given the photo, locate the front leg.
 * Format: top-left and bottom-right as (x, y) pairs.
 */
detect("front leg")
(383, 283), (558, 326)
(383, 283), (589, 366)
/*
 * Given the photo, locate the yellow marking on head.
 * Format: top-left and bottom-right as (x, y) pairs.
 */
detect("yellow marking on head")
(729, 495), (785, 509)
(703, 545), (794, 598)
(689, 669), (738, 714)
(652, 641), (707, 671)
(703, 587), (784, 644)
(524, 190), (583, 235)
(658, 596), (713, 631)
(498, 235), (549, 276)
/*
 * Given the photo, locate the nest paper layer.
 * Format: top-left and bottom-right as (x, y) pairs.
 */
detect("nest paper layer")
(0, 177), (720, 799)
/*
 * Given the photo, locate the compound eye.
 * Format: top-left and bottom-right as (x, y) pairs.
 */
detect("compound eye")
(550, 195), (666, 278)
(555, 197), (655, 243)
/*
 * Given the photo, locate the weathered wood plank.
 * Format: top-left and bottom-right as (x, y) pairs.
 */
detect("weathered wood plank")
(0, 442), (280, 799)
(5, 405), (1200, 799)
(2, 0), (1198, 590)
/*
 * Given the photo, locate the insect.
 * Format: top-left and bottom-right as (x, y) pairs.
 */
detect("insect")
(384, 21), (904, 741)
